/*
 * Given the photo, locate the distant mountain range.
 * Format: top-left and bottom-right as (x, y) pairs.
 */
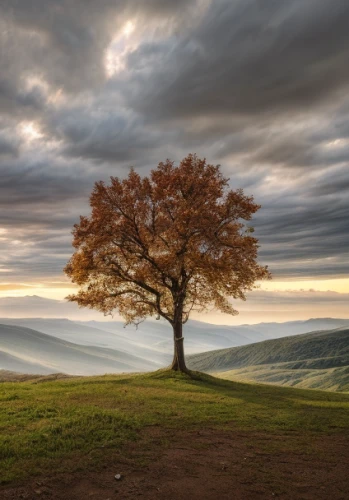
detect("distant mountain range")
(187, 327), (349, 392)
(0, 295), (98, 320)
(1, 295), (349, 332)
(0, 323), (158, 375)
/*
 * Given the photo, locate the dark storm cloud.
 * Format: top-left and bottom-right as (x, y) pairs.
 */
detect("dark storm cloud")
(0, 132), (20, 157)
(315, 178), (349, 196)
(253, 168), (349, 277)
(123, 0), (349, 119)
(0, 156), (93, 207)
(45, 104), (173, 163)
(1, 0), (349, 285)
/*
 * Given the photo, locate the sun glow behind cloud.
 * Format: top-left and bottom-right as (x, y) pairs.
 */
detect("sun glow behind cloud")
(18, 121), (43, 142)
(104, 20), (136, 78)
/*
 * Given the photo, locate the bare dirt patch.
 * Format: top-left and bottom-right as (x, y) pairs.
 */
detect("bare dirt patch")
(1, 427), (348, 500)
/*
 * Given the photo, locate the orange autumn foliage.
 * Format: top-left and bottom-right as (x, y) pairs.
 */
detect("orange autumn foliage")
(65, 154), (270, 371)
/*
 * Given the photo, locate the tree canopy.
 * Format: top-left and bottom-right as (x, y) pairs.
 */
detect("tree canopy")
(65, 154), (270, 371)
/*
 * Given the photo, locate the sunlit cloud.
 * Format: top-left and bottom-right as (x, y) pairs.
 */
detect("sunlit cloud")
(323, 138), (349, 148)
(104, 20), (137, 78)
(0, 280), (77, 299)
(0, 283), (37, 291)
(122, 20), (135, 37)
(24, 74), (49, 95)
(18, 121), (43, 142)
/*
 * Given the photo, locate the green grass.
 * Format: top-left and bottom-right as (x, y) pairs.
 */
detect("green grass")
(217, 364), (349, 392)
(1, 370), (349, 484)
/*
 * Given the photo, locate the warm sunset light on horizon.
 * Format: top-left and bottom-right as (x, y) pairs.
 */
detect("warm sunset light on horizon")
(2, 277), (349, 297)
(1, 276), (349, 325)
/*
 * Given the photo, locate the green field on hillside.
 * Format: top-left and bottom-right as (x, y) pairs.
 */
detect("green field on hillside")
(188, 328), (349, 372)
(188, 328), (349, 391)
(1, 370), (349, 485)
(217, 364), (349, 391)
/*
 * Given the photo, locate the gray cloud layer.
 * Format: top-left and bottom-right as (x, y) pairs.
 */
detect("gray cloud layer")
(123, 1), (349, 119)
(0, 0), (349, 285)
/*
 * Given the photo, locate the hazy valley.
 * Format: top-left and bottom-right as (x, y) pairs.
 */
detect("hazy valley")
(1, 297), (349, 390)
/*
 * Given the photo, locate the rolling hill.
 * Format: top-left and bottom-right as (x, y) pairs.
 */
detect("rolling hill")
(187, 327), (349, 391)
(0, 316), (285, 366)
(0, 323), (158, 375)
(81, 317), (349, 352)
(217, 364), (349, 392)
(79, 319), (258, 353)
(0, 318), (171, 366)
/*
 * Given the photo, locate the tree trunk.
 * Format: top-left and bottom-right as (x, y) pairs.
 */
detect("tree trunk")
(170, 319), (188, 372)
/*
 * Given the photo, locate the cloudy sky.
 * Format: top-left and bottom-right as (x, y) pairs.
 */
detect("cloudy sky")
(0, 0), (348, 323)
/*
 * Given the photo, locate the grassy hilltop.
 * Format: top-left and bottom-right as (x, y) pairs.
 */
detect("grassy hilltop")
(1, 370), (349, 490)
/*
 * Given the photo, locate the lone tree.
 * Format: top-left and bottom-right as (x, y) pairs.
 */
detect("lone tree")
(65, 154), (270, 372)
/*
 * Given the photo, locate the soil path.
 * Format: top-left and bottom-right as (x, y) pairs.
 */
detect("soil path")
(1, 428), (348, 500)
